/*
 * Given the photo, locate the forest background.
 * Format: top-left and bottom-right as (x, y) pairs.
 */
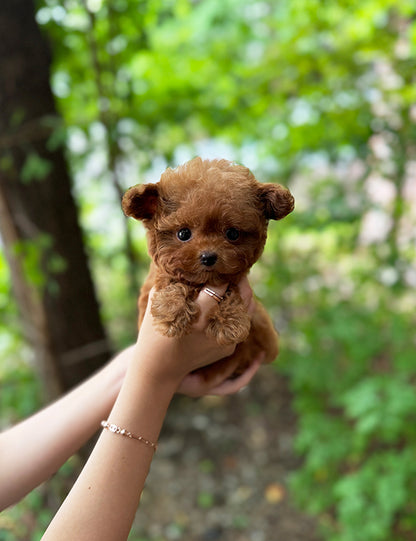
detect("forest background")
(0, 0), (415, 540)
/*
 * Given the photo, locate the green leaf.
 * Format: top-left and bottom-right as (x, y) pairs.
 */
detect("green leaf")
(197, 491), (215, 509)
(20, 152), (53, 183)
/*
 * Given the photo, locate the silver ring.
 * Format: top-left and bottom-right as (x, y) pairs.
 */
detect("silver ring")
(202, 287), (225, 303)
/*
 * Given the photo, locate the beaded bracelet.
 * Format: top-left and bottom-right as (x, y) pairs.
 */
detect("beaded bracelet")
(101, 420), (158, 452)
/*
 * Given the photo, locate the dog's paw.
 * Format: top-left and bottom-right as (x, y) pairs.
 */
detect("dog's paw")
(151, 285), (200, 337)
(206, 310), (251, 346)
(205, 289), (252, 345)
(152, 315), (192, 338)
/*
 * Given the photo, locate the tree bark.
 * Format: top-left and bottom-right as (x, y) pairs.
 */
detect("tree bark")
(0, 0), (112, 398)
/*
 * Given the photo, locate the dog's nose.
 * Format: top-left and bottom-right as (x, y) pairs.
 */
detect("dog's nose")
(200, 252), (218, 267)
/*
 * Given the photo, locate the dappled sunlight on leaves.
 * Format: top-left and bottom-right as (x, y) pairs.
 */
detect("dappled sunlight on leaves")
(1, 0), (416, 539)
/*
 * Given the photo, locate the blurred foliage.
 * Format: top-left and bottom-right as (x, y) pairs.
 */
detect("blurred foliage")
(1, 0), (416, 539)
(0, 255), (43, 429)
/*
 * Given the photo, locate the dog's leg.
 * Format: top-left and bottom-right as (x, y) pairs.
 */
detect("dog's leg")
(205, 287), (251, 346)
(151, 281), (200, 337)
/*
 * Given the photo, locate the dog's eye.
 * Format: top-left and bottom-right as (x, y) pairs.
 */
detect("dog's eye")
(225, 228), (240, 241)
(177, 228), (192, 242)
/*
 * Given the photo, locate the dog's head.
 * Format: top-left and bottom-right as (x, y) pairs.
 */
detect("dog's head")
(122, 158), (294, 285)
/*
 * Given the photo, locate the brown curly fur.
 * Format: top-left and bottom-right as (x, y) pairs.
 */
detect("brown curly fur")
(122, 157), (294, 380)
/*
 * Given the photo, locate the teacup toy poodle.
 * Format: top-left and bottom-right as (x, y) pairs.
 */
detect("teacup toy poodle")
(122, 157), (294, 378)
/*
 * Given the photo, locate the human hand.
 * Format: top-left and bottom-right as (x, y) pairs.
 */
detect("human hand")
(177, 352), (264, 397)
(134, 276), (255, 391)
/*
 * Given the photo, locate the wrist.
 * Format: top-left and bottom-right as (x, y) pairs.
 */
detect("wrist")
(98, 351), (129, 403)
(126, 350), (181, 401)
(108, 354), (179, 447)
(130, 339), (186, 394)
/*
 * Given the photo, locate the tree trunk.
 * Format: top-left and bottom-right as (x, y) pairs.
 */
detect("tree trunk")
(0, 0), (112, 399)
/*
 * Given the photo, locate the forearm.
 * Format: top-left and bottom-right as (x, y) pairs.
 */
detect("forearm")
(39, 281), (251, 540)
(0, 351), (127, 510)
(42, 357), (177, 541)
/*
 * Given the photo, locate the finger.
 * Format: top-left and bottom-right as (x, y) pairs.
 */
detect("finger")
(210, 359), (260, 395)
(209, 353), (264, 396)
(247, 295), (256, 317)
(143, 287), (155, 315)
(177, 355), (239, 397)
(198, 277), (254, 311)
(236, 276), (254, 313)
(195, 283), (229, 330)
(198, 354), (240, 387)
(197, 283), (228, 311)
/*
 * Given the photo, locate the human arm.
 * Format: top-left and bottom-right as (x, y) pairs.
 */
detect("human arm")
(41, 281), (250, 540)
(0, 346), (130, 511)
(0, 278), (260, 513)
(0, 349), (259, 512)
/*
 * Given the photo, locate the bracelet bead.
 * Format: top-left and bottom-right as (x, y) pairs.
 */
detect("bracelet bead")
(101, 420), (158, 451)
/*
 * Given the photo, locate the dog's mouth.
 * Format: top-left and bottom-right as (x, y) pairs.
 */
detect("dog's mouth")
(174, 261), (247, 286)
(159, 251), (249, 286)
(177, 269), (233, 286)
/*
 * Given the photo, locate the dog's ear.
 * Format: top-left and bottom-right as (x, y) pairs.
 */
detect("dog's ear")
(122, 183), (159, 221)
(258, 183), (295, 220)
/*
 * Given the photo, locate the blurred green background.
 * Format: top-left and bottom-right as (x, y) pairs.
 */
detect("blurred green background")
(1, 0), (416, 540)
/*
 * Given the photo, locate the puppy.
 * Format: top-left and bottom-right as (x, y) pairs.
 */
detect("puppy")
(122, 157), (294, 378)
